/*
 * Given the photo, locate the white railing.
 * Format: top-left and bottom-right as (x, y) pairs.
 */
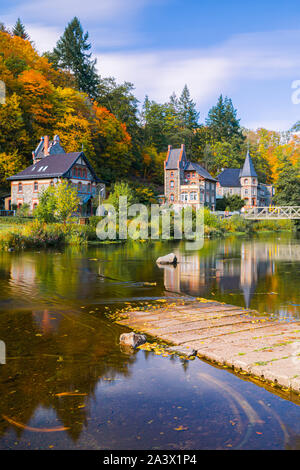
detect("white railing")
(244, 206), (300, 219)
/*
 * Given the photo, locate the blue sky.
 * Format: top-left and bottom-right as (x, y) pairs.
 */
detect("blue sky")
(1, 0), (300, 130)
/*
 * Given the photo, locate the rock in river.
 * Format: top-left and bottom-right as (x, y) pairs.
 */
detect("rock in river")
(119, 332), (147, 349)
(156, 253), (178, 265)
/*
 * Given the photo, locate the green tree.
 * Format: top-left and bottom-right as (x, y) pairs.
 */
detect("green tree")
(55, 180), (80, 223)
(206, 95), (244, 143)
(34, 186), (57, 222)
(141, 96), (168, 151)
(107, 181), (137, 210)
(273, 164), (300, 206)
(0, 22), (9, 33)
(34, 181), (80, 223)
(12, 18), (30, 40)
(178, 84), (199, 130)
(49, 17), (99, 99)
(216, 194), (245, 211)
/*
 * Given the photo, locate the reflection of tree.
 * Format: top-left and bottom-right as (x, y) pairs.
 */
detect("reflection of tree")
(0, 309), (136, 441)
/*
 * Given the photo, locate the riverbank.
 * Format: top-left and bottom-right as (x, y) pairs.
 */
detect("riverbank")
(0, 213), (295, 251)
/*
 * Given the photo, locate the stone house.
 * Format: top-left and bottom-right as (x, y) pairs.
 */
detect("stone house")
(163, 144), (217, 210)
(216, 150), (274, 207)
(7, 135), (105, 215)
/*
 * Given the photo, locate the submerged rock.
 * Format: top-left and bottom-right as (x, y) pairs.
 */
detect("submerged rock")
(166, 346), (197, 358)
(119, 332), (147, 349)
(156, 253), (178, 265)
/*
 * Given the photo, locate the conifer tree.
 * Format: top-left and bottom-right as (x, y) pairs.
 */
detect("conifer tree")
(206, 94), (244, 142)
(50, 17), (99, 99)
(12, 18), (30, 40)
(178, 84), (199, 129)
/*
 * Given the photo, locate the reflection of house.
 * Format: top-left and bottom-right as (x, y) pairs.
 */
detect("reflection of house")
(163, 144), (217, 210)
(162, 253), (215, 296)
(216, 150), (274, 208)
(7, 135), (105, 216)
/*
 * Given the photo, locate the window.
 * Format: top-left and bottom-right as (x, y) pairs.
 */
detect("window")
(170, 194), (174, 202)
(78, 182), (82, 192)
(244, 178), (248, 184)
(245, 189), (248, 195)
(170, 180), (174, 188)
(33, 202), (38, 210)
(87, 183), (91, 193)
(78, 168), (82, 178)
(73, 167), (77, 177)
(50, 181), (54, 187)
(170, 171), (174, 177)
(83, 169), (87, 179)
(190, 192), (197, 201)
(18, 183), (22, 193)
(181, 193), (188, 201)
(34, 182), (38, 192)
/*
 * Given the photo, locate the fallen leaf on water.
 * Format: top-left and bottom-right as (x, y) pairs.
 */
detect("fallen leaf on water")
(174, 425), (188, 431)
(55, 392), (87, 397)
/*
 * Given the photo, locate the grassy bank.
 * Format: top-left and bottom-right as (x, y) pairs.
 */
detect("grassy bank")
(0, 212), (295, 251)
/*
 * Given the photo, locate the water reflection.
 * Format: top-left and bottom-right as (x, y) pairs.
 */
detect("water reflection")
(0, 307), (135, 443)
(161, 235), (300, 317)
(0, 235), (299, 449)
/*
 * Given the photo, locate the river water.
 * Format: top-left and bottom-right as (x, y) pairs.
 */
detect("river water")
(0, 232), (299, 450)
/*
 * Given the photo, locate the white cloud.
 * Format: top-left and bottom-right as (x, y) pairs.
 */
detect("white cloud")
(97, 29), (300, 105)
(98, 51), (231, 105)
(3, 0), (153, 23)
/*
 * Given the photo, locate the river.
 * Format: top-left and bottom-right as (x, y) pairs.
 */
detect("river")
(0, 232), (299, 449)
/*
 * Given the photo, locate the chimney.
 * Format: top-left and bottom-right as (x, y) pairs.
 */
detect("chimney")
(44, 136), (49, 156)
(53, 135), (60, 143)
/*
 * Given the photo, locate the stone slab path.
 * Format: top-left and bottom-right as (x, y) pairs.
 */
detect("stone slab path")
(117, 300), (300, 394)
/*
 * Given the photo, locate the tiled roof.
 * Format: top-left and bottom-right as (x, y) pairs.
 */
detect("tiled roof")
(240, 151), (258, 178)
(165, 148), (185, 169)
(185, 161), (217, 182)
(7, 152), (101, 182)
(217, 168), (241, 187)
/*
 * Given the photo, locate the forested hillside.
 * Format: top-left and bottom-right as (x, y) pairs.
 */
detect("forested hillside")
(0, 17), (299, 202)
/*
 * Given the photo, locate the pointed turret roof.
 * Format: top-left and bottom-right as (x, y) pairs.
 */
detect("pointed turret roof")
(240, 150), (257, 178)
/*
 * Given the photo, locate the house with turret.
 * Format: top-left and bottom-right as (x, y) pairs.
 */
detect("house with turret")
(6, 135), (105, 215)
(162, 144), (217, 210)
(216, 150), (274, 208)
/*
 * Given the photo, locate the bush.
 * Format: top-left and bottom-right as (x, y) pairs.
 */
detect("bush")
(223, 214), (253, 233)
